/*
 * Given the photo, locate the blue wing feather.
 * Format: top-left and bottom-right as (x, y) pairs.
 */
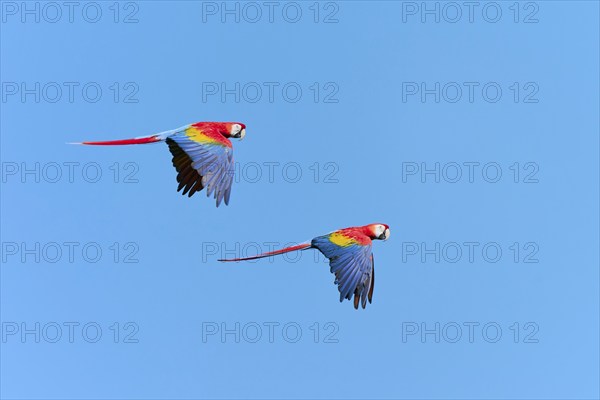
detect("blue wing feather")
(167, 132), (234, 207)
(311, 235), (374, 309)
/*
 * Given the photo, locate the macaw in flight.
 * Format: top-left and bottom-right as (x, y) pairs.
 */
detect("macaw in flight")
(220, 223), (390, 309)
(74, 122), (246, 207)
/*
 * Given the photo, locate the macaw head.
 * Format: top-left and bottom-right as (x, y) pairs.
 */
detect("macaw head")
(222, 122), (246, 140)
(366, 223), (390, 241)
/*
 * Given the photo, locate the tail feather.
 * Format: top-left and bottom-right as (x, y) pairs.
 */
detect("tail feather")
(75, 135), (162, 146)
(218, 243), (312, 262)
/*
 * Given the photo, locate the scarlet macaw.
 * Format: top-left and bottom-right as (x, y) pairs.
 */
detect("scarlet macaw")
(75, 122), (245, 206)
(220, 223), (390, 309)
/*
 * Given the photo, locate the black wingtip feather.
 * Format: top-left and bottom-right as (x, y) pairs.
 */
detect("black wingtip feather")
(167, 138), (204, 198)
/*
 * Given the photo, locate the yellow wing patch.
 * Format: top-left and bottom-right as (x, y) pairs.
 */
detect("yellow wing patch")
(185, 126), (222, 146)
(329, 232), (358, 247)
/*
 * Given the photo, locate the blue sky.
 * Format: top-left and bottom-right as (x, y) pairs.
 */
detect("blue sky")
(1, 1), (599, 399)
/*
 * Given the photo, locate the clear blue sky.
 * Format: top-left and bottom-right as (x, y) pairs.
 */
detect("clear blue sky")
(1, 1), (599, 399)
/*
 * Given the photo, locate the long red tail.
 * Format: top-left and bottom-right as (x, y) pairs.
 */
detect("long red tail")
(218, 243), (312, 262)
(73, 136), (161, 146)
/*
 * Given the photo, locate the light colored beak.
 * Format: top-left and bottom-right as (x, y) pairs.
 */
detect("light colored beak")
(384, 228), (390, 240)
(239, 128), (246, 140)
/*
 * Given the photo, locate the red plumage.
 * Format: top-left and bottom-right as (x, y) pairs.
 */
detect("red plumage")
(218, 243), (312, 262)
(80, 136), (161, 145)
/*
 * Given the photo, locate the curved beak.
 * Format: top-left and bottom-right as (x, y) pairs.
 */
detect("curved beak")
(378, 228), (390, 241)
(236, 128), (246, 140)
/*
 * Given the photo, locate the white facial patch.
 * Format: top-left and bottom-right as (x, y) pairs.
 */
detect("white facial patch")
(232, 124), (242, 135)
(374, 224), (385, 238)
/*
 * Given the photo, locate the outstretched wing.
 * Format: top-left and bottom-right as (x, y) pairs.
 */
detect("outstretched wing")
(166, 124), (234, 207)
(312, 232), (374, 309)
(369, 254), (375, 305)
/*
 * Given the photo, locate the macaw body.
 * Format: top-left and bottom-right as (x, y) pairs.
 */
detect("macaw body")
(76, 122), (246, 207)
(220, 223), (390, 309)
